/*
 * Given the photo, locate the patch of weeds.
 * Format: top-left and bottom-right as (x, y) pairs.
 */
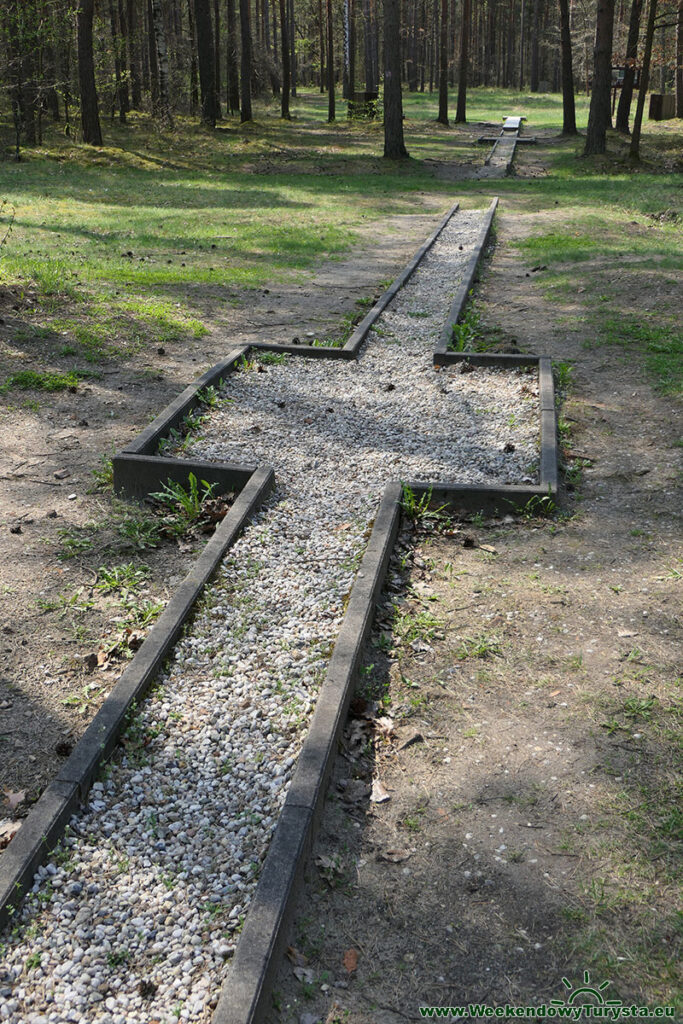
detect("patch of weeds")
(90, 454), (114, 491)
(36, 588), (94, 616)
(107, 948), (130, 968)
(96, 563), (150, 594)
(25, 952), (42, 971)
(257, 351), (288, 365)
(57, 527), (97, 560)
(196, 383), (223, 406)
(0, 368), (98, 394)
(400, 483), (449, 526)
(61, 683), (105, 715)
(457, 633), (502, 659)
(449, 299), (482, 352)
(514, 492), (557, 519)
(394, 607), (443, 645)
(116, 513), (161, 551)
(149, 472), (218, 535)
(554, 360), (574, 393)
(119, 595), (165, 629)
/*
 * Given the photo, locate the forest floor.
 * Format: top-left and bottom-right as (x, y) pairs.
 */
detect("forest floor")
(0, 93), (681, 1014)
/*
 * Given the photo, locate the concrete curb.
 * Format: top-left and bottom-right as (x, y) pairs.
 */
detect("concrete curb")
(121, 347), (249, 457)
(0, 465), (275, 930)
(434, 198), (499, 358)
(213, 482), (403, 1024)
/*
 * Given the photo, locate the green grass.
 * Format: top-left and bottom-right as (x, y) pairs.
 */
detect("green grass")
(1, 89), (679, 392)
(0, 368), (99, 392)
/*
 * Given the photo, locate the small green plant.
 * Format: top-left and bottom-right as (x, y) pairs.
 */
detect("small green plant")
(394, 608), (443, 645)
(400, 483), (448, 525)
(116, 513), (161, 550)
(107, 948), (129, 968)
(149, 472), (218, 535)
(196, 382), (224, 407)
(57, 528), (96, 560)
(515, 492), (557, 519)
(449, 301), (482, 352)
(36, 588), (94, 616)
(554, 360), (574, 393)
(62, 683), (105, 715)
(25, 952), (42, 971)
(457, 633), (502, 659)
(96, 563), (150, 593)
(258, 351), (288, 365)
(91, 454), (114, 491)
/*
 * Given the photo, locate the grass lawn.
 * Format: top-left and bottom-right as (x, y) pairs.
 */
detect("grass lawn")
(0, 87), (680, 390)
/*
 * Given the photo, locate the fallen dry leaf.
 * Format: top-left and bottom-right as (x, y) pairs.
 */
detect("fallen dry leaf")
(0, 819), (21, 849)
(342, 948), (358, 973)
(286, 946), (308, 968)
(3, 789), (26, 812)
(374, 716), (395, 740)
(478, 543), (497, 554)
(370, 780), (390, 803)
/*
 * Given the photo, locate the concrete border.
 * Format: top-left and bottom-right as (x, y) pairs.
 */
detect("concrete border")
(0, 465), (275, 930)
(434, 198), (499, 359)
(121, 347), (249, 457)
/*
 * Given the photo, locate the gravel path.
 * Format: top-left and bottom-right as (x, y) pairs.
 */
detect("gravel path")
(0, 208), (539, 1024)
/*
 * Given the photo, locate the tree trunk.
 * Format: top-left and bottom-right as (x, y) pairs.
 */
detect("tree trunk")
(615, 0), (643, 132)
(436, 0), (448, 123)
(188, 0), (200, 113)
(343, 0), (350, 97)
(289, 0), (297, 95)
(150, 0), (174, 126)
(630, 0), (657, 158)
(327, 0), (335, 119)
(455, 0), (470, 122)
(118, 0), (132, 113)
(78, 0), (103, 144)
(214, 0), (223, 117)
(558, 0), (577, 132)
(109, 0), (127, 123)
(226, 0), (240, 112)
(193, 0), (217, 125)
(676, 0), (683, 117)
(350, 0), (356, 97)
(519, 0), (525, 89)
(584, 0), (615, 154)
(319, 0), (326, 90)
(383, 0), (408, 156)
(240, 0), (253, 121)
(127, 0), (143, 108)
(279, 0), (291, 116)
(530, 0), (540, 90)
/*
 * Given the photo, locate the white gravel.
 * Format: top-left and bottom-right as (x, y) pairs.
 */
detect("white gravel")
(0, 208), (539, 1024)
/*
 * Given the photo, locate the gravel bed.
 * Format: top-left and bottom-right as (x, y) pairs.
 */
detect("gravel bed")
(0, 208), (539, 1024)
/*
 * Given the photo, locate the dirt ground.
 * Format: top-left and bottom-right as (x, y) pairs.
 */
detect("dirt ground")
(0, 203), (446, 835)
(266, 168), (682, 1018)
